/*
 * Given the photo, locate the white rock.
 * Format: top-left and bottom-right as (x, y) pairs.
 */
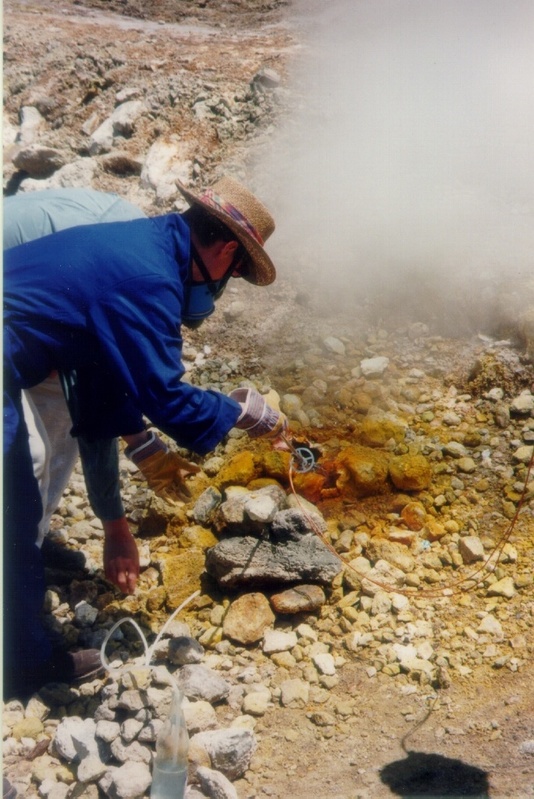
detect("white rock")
(487, 576), (516, 599)
(120, 718), (143, 743)
(242, 689), (270, 716)
(244, 493), (278, 523)
(458, 536), (485, 563)
(98, 762), (151, 799)
(262, 629), (298, 654)
(312, 653), (336, 676)
(89, 117), (114, 155)
(510, 393), (534, 415)
(77, 754), (107, 783)
(392, 643), (417, 664)
(17, 105), (45, 146)
(196, 766), (239, 799)
(53, 717), (98, 762)
(110, 100), (146, 136)
(279, 679), (309, 707)
(176, 664), (230, 703)
(191, 729), (257, 781)
(140, 136), (191, 195)
(20, 158), (97, 191)
(360, 356), (389, 377)
(323, 336), (346, 355)
(477, 615), (504, 638)
(95, 720), (120, 743)
(183, 700), (218, 733)
(512, 445), (534, 464)
(296, 623), (318, 642)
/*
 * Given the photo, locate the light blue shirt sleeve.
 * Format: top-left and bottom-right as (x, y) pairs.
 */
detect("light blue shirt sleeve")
(3, 187), (146, 249)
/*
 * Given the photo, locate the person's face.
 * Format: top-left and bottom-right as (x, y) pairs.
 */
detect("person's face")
(190, 233), (240, 282)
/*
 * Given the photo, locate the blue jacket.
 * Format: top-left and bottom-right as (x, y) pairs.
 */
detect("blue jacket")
(4, 214), (241, 455)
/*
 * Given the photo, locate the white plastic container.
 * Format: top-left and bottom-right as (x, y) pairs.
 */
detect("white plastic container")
(150, 686), (189, 799)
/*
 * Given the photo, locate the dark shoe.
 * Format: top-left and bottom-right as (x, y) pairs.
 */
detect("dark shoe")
(3, 777), (17, 799)
(70, 649), (104, 682)
(41, 536), (85, 571)
(47, 648), (104, 683)
(3, 649), (104, 700)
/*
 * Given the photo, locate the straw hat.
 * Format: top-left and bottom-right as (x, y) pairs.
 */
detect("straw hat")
(177, 176), (276, 286)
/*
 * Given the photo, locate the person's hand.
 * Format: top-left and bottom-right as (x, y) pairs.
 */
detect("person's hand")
(126, 431), (200, 504)
(103, 517), (140, 594)
(229, 388), (288, 439)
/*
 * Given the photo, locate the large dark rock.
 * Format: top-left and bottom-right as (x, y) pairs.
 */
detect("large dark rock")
(205, 533), (342, 589)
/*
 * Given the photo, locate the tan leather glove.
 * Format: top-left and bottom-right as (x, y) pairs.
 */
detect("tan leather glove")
(126, 432), (200, 504)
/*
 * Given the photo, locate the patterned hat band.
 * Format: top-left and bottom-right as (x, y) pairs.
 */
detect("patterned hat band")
(200, 188), (265, 246)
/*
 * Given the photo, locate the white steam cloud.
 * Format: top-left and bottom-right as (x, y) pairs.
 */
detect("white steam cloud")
(259, 0), (534, 329)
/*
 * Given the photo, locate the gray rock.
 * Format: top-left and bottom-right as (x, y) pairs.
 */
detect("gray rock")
(270, 508), (327, 542)
(74, 600), (98, 627)
(176, 664), (230, 703)
(193, 486), (222, 525)
(205, 533), (341, 589)
(116, 690), (146, 713)
(168, 636), (205, 665)
(443, 441), (468, 458)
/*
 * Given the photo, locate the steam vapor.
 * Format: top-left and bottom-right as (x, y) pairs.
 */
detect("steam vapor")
(259, 0), (534, 332)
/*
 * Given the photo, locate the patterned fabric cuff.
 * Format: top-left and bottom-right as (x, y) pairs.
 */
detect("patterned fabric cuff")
(126, 431), (167, 464)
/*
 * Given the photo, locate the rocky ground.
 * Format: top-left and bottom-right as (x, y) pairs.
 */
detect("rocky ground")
(3, 1), (534, 799)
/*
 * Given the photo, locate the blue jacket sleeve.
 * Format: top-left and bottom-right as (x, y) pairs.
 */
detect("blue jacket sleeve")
(90, 275), (241, 456)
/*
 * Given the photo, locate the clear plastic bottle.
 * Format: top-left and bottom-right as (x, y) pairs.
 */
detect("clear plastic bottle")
(150, 686), (189, 799)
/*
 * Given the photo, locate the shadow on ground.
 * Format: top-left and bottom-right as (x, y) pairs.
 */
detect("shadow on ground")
(380, 750), (490, 798)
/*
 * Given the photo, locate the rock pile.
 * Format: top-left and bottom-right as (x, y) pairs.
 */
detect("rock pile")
(3, 9), (288, 208)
